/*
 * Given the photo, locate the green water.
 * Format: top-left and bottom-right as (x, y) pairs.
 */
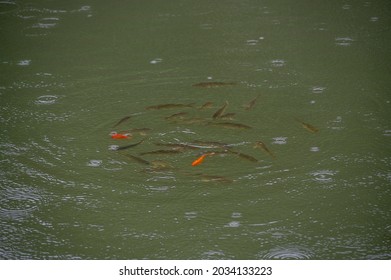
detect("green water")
(1, 0), (390, 259)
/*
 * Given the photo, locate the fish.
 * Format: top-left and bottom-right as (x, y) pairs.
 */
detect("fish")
(220, 112), (236, 120)
(129, 128), (152, 136)
(208, 121), (252, 129)
(198, 174), (233, 183)
(177, 117), (208, 125)
(192, 82), (236, 88)
(150, 160), (173, 169)
(116, 139), (145, 151)
(243, 94), (260, 110)
(191, 140), (229, 148)
(254, 141), (275, 158)
(199, 102), (213, 110)
(212, 101), (229, 119)
(113, 115), (131, 128)
(295, 118), (319, 133)
(145, 103), (194, 110)
(110, 132), (132, 139)
(227, 149), (258, 162)
(139, 149), (182, 156)
(191, 152), (215, 166)
(154, 142), (200, 150)
(122, 154), (150, 165)
(165, 112), (188, 120)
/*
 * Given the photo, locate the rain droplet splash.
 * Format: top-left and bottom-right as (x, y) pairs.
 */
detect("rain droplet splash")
(34, 95), (59, 105)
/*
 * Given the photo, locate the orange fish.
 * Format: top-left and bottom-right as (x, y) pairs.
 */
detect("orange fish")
(110, 132), (131, 139)
(191, 152), (215, 166)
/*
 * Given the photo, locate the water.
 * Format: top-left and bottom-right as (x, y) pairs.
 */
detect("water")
(1, 0), (390, 259)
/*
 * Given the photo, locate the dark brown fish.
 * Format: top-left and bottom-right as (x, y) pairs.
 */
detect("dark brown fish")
(177, 117), (208, 125)
(115, 139), (145, 151)
(139, 149), (182, 156)
(254, 141), (275, 158)
(192, 82), (236, 88)
(146, 103), (194, 110)
(208, 121), (252, 129)
(227, 149), (258, 162)
(165, 112), (188, 120)
(199, 102), (213, 110)
(113, 115), (131, 127)
(220, 112), (236, 120)
(295, 118), (319, 133)
(212, 101), (229, 119)
(122, 154), (150, 165)
(243, 94), (260, 110)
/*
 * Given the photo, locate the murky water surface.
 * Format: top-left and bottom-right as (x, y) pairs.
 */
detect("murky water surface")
(1, 0), (390, 259)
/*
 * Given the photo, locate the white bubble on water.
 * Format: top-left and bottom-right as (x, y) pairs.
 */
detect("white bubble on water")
(17, 60), (31, 66)
(87, 160), (102, 167)
(150, 58), (162, 64)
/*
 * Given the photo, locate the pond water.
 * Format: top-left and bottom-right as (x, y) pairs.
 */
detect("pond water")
(0, 0), (390, 259)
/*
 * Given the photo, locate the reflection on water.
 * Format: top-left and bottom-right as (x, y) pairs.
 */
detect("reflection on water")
(0, 0), (390, 259)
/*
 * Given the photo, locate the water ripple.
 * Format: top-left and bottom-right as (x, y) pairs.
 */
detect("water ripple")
(261, 245), (314, 259)
(0, 180), (43, 220)
(34, 95), (59, 105)
(310, 169), (337, 183)
(0, 1), (18, 14)
(335, 37), (354, 46)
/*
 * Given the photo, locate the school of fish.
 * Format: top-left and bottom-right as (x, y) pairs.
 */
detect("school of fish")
(107, 81), (320, 183)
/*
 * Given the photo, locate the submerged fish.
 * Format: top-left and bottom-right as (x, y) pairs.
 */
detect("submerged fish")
(192, 82), (236, 88)
(295, 118), (319, 133)
(113, 115), (131, 128)
(110, 132), (132, 139)
(146, 103), (194, 110)
(198, 174), (233, 183)
(150, 160), (173, 169)
(191, 152), (215, 166)
(155, 142), (200, 150)
(227, 149), (258, 162)
(123, 154), (150, 165)
(139, 149), (182, 156)
(220, 112), (236, 120)
(199, 102), (213, 110)
(129, 128), (152, 136)
(191, 140), (229, 148)
(243, 94), (260, 110)
(165, 112), (188, 120)
(208, 121), (252, 129)
(177, 117), (208, 125)
(116, 139), (145, 151)
(212, 101), (229, 119)
(254, 141), (275, 158)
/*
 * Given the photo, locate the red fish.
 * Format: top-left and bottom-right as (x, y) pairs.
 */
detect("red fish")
(191, 152), (215, 166)
(110, 132), (131, 139)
